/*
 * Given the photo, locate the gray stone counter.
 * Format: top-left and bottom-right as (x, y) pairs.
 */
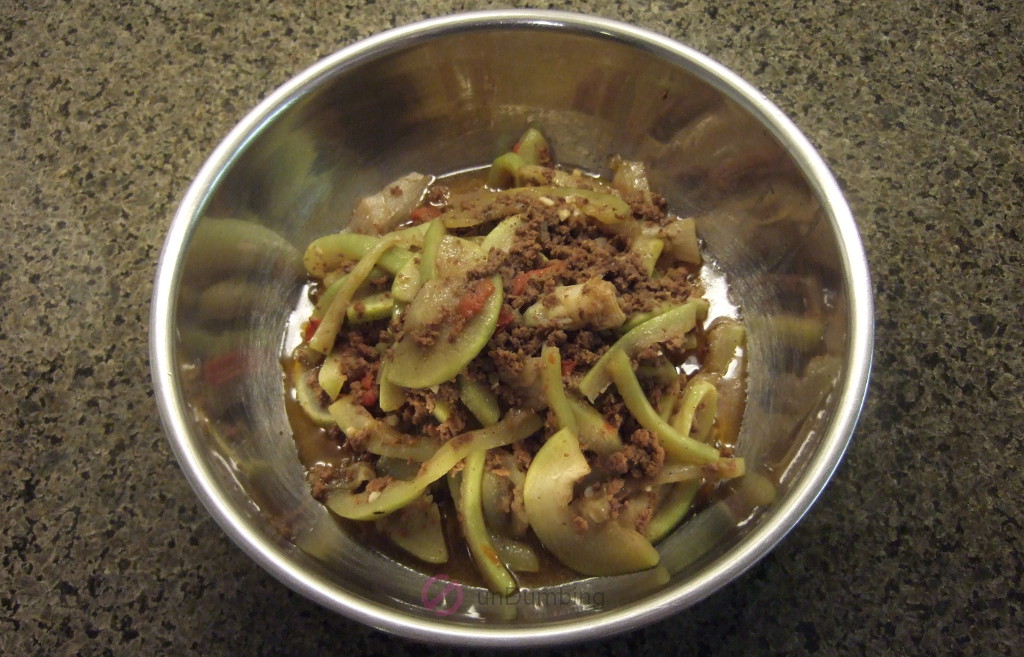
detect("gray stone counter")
(1, 1), (1020, 655)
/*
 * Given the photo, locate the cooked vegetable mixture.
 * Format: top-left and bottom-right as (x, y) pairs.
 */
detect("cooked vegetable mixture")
(287, 128), (746, 592)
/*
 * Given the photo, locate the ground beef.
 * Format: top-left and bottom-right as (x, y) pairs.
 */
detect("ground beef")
(485, 449), (511, 477)
(618, 264), (694, 315)
(465, 356), (531, 411)
(472, 193), (694, 328)
(620, 190), (669, 224)
(433, 383), (469, 441)
(424, 184), (450, 206)
(307, 464), (341, 501)
(365, 476), (393, 493)
(326, 322), (388, 396)
(604, 480), (629, 520)
(635, 343), (664, 364)
(630, 499), (656, 534)
(661, 333), (694, 365)
(392, 383), (469, 441)
(407, 311), (446, 347)
(593, 394), (628, 433)
(397, 390), (434, 429)
(602, 428), (665, 479)
(488, 327), (541, 368)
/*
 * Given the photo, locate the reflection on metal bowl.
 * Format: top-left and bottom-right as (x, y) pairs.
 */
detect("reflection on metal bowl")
(151, 10), (872, 647)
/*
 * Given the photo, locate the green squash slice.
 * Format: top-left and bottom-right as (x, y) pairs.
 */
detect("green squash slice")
(386, 274), (503, 389)
(376, 496), (449, 564)
(523, 428), (660, 576)
(644, 481), (700, 543)
(460, 449), (518, 594)
(458, 375), (501, 427)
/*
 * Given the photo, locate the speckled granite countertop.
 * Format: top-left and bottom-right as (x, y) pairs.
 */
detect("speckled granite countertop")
(2, 1), (1021, 655)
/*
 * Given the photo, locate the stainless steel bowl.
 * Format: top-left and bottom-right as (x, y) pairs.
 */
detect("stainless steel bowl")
(151, 10), (872, 646)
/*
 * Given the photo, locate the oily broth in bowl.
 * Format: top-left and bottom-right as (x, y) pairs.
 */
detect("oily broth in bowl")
(280, 128), (762, 593)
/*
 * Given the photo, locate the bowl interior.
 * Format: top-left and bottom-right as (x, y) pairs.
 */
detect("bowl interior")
(154, 12), (869, 644)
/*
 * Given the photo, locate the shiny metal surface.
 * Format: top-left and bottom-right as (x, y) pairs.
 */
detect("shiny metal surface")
(151, 10), (872, 646)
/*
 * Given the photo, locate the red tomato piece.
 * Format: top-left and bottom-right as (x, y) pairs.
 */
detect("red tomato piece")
(409, 205), (443, 223)
(496, 306), (515, 330)
(359, 372), (378, 407)
(456, 279), (496, 319)
(510, 260), (564, 296)
(303, 318), (321, 343)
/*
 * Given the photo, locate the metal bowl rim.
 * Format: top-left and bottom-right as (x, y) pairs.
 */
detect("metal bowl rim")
(150, 8), (874, 647)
